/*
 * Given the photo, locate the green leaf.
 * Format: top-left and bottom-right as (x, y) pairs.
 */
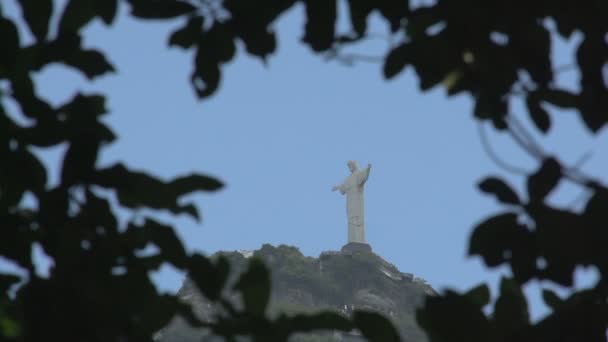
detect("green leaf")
(383, 43), (409, 79)
(234, 258), (271, 316)
(353, 310), (401, 342)
(527, 158), (561, 203)
(17, 0), (53, 41)
(478, 177), (520, 205)
(0, 316), (21, 339)
(129, 0), (196, 19)
(169, 16), (203, 49)
(442, 70), (463, 93)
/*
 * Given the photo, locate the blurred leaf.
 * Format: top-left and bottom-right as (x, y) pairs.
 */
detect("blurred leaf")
(17, 0), (52, 41)
(478, 177), (520, 205)
(442, 70), (463, 93)
(137, 294), (183, 331)
(0, 17), (19, 67)
(0, 316), (21, 339)
(511, 23), (552, 85)
(208, 24), (236, 63)
(383, 43), (409, 79)
(542, 288), (564, 310)
(529, 206), (580, 287)
(169, 16), (203, 49)
(63, 48), (115, 79)
(347, 0), (373, 36)
(576, 32), (608, 132)
(417, 290), (491, 342)
(234, 258), (271, 316)
(526, 94), (551, 133)
(302, 0), (336, 52)
(464, 284), (490, 308)
(0, 274), (20, 293)
(60, 138), (100, 186)
(239, 27), (275, 60)
(0, 211), (35, 270)
(59, 93), (107, 118)
(187, 254), (227, 300)
(0, 147), (47, 201)
(92, 163), (222, 220)
(469, 213), (533, 272)
(493, 277), (529, 335)
(353, 310), (401, 342)
(58, 0), (97, 33)
(584, 188), (608, 227)
(133, 219), (189, 268)
(377, 0), (408, 32)
(540, 88), (578, 109)
(97, 0), (118, 25)
(474, 92), (508, 128)
(10, 74), (55, 120)
(527, 158), (561, 203)
(191, 55), (220, 98)
(20, 148), (47, 194)
(128, 0), (196, 19)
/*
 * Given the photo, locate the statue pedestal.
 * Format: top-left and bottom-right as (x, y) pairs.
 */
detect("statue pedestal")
(341, 242), (372, 254)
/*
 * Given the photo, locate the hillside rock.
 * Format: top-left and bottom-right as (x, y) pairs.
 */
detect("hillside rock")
(156, 244), (435, 342)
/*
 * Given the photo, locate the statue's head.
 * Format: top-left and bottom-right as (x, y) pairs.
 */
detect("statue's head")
(347, 160), (359, 172)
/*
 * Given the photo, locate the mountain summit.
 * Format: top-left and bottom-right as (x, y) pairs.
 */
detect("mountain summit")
(157, 244), (435, 341)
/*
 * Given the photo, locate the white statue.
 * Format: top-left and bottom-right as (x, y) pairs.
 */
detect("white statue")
(332, 160), (371, 244)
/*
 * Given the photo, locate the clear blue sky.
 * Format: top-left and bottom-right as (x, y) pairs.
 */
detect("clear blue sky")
(4, 0), (608, 321)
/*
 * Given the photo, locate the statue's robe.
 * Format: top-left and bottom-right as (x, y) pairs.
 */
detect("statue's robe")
(337, 167), (370, 243)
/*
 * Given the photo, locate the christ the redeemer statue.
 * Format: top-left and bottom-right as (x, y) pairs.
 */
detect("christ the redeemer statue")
(332, 160), (371, 244)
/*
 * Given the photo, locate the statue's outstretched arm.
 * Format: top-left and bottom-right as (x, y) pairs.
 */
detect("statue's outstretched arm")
(358, 164), (372, 185)
(332, 184), (346, 194)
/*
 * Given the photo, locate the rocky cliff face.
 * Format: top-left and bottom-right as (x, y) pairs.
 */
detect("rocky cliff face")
(156, 244), (435, 342)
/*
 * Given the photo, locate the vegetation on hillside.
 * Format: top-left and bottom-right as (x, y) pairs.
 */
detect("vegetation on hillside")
(160, 245), (431, 342)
